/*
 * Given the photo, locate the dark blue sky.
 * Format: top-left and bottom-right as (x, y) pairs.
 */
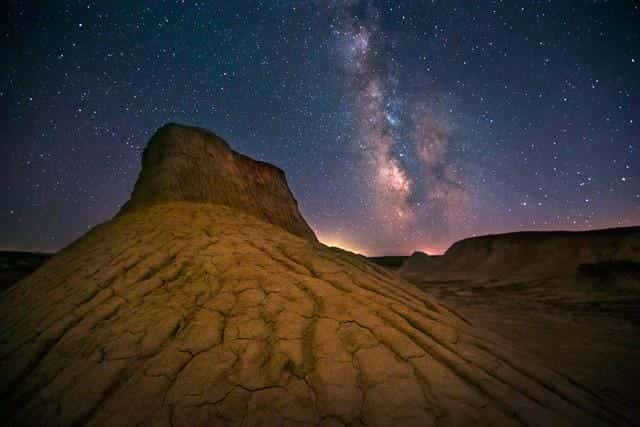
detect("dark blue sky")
(2, 1), (639, 255)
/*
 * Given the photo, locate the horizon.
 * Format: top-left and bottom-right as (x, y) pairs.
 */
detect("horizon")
(3, 222), (637, 258)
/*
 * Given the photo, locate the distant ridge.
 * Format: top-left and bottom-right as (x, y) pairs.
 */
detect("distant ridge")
(366, 255), (409, 270)
(0, 251), (52, 290)
(399, 226), (640, 281)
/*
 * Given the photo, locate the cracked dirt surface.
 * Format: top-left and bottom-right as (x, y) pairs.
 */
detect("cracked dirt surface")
(0, 202), (631, 426)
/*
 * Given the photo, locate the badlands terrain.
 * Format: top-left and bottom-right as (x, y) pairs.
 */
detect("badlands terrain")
(0, 124), (636, 426)
(393, 228), (640, 422)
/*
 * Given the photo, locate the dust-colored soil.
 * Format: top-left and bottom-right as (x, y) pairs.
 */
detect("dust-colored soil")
(412, 277), (640, 423)
(0, 203), (629, 426)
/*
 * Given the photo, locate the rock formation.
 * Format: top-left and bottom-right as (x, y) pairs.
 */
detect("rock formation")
(119, 123), (317, 242)
(399, 227), (640, 282)
(0, 125), (630, 426)
(396, 229), (640, 420)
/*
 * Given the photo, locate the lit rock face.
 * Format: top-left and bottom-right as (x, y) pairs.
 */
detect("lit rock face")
(119, 123), (317, 242)
(0, 126), (627, 426)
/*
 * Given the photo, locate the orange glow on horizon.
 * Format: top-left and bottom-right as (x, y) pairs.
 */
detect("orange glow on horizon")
(416, 245), (446, 256)
(317, 233), (370, 256)
(316, 230), (450, 257)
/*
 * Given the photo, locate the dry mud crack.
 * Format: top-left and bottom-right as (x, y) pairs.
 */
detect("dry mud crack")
(0, 203), (631, 426)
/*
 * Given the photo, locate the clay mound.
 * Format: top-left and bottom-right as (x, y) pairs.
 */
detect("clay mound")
(399, 227), (640, 282)
(0, 126), (629, 426)
(119, 123), (317, 242)
(0, 204), (627, 427)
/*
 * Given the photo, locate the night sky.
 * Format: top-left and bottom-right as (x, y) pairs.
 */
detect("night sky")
(3, 1), (639, 256)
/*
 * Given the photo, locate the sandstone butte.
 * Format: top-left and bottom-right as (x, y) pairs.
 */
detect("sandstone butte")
(0, 124), (631, 426)
(398, 228), (639, 283)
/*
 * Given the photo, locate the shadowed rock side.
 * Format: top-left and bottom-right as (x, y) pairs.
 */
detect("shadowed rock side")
(0, 252), (52, 291)
(0, 203), (630, 426)
(366, 255), (409, 270)
(119, 123), (317, 242)
(399, 227), (640, 282)
(400, 251), (435, 278)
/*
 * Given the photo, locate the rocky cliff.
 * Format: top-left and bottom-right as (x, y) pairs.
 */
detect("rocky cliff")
(399, 227), (640, 282)
(119, 123), (317, 242)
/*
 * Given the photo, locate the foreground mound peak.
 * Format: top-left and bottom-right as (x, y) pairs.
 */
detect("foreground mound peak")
(120, 123), (317, 242)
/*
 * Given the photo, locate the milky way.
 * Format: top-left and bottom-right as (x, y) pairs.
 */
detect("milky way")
(330, 2), (471, 252)
(2, 1), (639, 255)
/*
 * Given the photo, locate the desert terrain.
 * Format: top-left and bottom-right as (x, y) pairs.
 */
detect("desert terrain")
(0, 124), (636, 426)
(393, 229), (640, 422)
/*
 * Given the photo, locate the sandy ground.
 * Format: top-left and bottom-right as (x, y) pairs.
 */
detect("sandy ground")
(414, 277), (640, 422)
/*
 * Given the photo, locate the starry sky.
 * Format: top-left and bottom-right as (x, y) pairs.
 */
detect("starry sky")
(2, 1), (639, 256)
